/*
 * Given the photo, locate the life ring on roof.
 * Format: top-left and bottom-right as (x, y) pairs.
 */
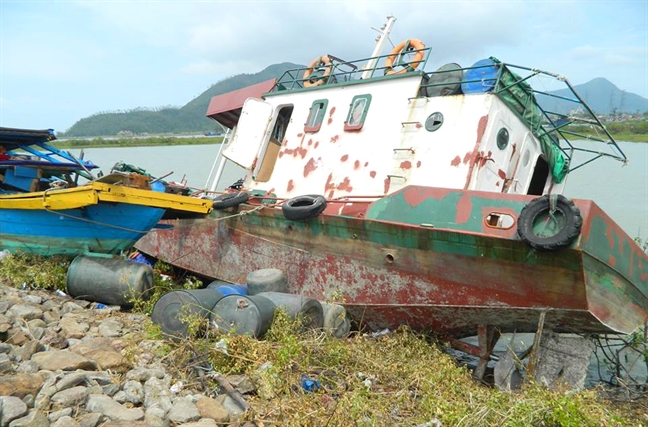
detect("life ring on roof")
(517, 194), (582, 250)
(384, 39), (425, 75)
(303, 55), (332, 88)
(282, 194), (327, 221)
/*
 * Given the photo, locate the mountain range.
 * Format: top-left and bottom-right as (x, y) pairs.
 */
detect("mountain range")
(61, 64), (648, 137)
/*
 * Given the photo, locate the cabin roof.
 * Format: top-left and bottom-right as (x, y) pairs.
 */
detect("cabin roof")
(206, 79), (277, 129)
(0, 127), (56, 150)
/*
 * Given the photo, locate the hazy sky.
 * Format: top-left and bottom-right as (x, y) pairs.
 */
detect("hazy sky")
(1, 0), (646, 133)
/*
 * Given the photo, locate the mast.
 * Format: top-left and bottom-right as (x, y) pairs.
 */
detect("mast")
(360, 15), (396, 80)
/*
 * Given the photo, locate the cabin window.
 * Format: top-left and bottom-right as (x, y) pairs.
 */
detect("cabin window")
(344, 94), (372, 131)
(425, 112), (444, 132)
(304, 99), (328, 133)
(497, 128), (509, 150)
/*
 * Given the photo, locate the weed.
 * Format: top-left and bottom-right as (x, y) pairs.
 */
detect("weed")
(0, 252), (71, 290)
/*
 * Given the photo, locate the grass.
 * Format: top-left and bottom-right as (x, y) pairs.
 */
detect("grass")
(1, 252), (646, 426)
(51, 135), (224, 149)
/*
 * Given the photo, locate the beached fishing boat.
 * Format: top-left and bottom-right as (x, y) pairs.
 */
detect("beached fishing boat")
(0, 127), (213, 256)
(136, 17), (647, 373)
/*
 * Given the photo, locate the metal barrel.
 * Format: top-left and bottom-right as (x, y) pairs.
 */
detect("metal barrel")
(210, 294), (276, 338)
(320, 302), (351, 338)
(206, 280), (248, 296)
(66, 255), (154, 307)
(151, 289), (225, 338)
(256, 292), (324, 330)
(246, 268), (288, 294)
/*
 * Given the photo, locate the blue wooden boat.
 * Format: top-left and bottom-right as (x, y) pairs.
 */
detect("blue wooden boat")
(0, 127), (213, 256)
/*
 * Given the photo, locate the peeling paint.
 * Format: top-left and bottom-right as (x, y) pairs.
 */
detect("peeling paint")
(609, 255), (617, 268)
(451, 156), (461, 167)
(497, 169), (507, 180)
(455, 194), (472, 224)
(304, 158), (318, 178)
(338, 177), (353, 192)
(331, 135), (339, 143)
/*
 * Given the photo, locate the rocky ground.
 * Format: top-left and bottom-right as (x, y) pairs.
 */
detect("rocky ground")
(0, 283), (255, 427)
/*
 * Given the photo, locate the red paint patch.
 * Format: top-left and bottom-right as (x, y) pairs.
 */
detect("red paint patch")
(497, 169), (507, 180)
(496, 182), (500, 187)
(327, 118), (333, 125)
(329, 106), (336, 116)
(293, 147), (307, 159)
(608, 255), (617, 268)
(331, 135), (339, 143)
(337, 177), (352, 192)
(455, 194), (472, 224)
(370, 171), (377, 178)
(324, 173), (335, 191)
(287, 179), (294, 192)
(510, 143), (517, 160)
(354, 160), (360, 170)
(308, 139), (313, 146)
(605, 227), (615, 249)
(400, 161), (412, 169)
(297, 133), (303, 138)
(364, 162), (369, 167)
(341, 154), (349, 162)
(266, 188), (275, 195)
(303, 158), (317, 177)
(451, 156), (461, 167)
(641, 272), (648, 282)
(328, 190), (335, 199)
(416, 161), (421, 168)
(314, 141), (319, 149)
(384, 177), (391, 194)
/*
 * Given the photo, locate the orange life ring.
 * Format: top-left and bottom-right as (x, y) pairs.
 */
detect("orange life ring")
(303, 55), (332, 88)
(384, 39), (425, 75)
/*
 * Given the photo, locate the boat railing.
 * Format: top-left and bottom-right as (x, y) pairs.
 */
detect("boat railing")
(273, 46), (433, 91)
(419, 60), (627, 175)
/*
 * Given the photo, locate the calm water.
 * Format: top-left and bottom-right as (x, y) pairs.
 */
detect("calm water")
(81, 141), (648, 238)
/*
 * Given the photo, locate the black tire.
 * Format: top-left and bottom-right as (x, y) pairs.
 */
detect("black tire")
(212, 191), (249, 210)
(517, 194), (582, 250)
(282, 194), (327, 221)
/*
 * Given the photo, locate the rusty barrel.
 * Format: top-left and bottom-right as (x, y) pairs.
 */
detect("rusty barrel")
(210, 294), (276, 338)
(256, 292), (324, 330)
(66, 255), (153, 307)
(152, 289), (225, 338)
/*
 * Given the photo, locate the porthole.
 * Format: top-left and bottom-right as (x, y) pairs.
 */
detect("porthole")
(497, 128), (509, 150)
(425, 112), (444, 132)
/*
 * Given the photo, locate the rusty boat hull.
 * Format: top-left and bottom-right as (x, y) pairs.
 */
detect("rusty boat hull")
(136, 186), (648, 338)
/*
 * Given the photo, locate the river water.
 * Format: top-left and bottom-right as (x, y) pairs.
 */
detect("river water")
(81, 141), (648, 238)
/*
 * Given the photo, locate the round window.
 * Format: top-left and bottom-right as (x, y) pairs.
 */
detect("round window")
(425, 112), (444, 132)
(497, 128), (509, 150)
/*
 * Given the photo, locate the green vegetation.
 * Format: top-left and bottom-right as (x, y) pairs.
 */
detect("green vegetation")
(52, 136), (223, 149)
(0, 252), (70, 291)
(567, 119), (648, 143)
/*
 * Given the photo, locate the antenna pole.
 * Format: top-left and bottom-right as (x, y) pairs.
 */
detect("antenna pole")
(361, 15), (396, 79)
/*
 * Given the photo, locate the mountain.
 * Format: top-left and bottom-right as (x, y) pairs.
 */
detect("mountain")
(538, 77), (648, 115)
(61, 62), (302, 137)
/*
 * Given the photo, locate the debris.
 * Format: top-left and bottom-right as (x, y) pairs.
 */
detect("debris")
(371, 328), (390, 338)
(211, 372), (250, 411)
(299, 375), (321, 393)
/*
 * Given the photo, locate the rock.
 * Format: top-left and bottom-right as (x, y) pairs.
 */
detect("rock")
(86, 395), (144, 421)
(535, 333), (594, 391)
(77, 412), (103, 427)
(215, 395), (244, 418)
(42, 310), (61, 324)
(51, 416), (80, 427)
(0, 342), (12, 354)
(0, 373), (44, 398)
(58, 317), (89, 339)
(39, 330), (68, 349)
(8, 305), (43, 322)
(225, 375), (255, 394)
(21, 295), (42, 305)
(0, 396), (28, 426)
(56, 372), (88, 391)
(51, 385), (89, 407)
(176, 420), (217, 427)
(167, 399), (200, 424)
(0, 353), (15, 374)
(16, 360), (40, 374)
(61, 301), (85, 314)
(47, 408), (73, 422)
(31, 350), (96, 371)
(143, 376), (172, 412)
(195, 396), (229, 423)
(6, 409), (49, 427)
(70, 338), (131, 373)
(98, 422), (150, 427)
(125, 367), (165, 382)
(6, 329), (29, 346)
(121, 380), (144, 405)
(98, 320), (123, 337)
(14, 341), (45, 362)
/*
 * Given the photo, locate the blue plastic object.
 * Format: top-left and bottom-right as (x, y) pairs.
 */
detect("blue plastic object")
(212, 283), (248, 296)
(300, 375), (321, 393)
(151, 181), (166, 192)
(461, 58), (499, 94)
